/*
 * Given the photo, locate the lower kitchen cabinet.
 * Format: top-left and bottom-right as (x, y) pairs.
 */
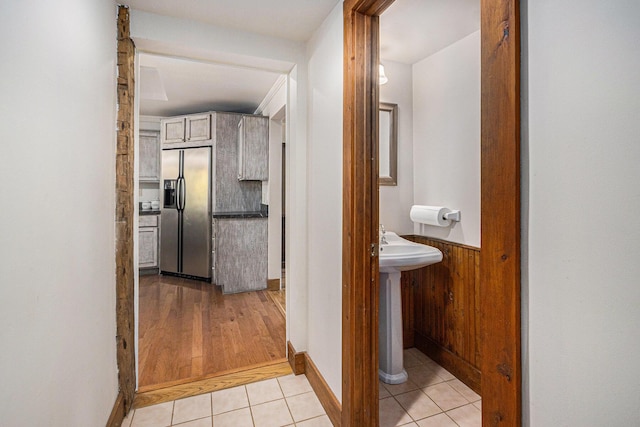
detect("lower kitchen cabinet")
(139, 215), (159, 271)
(213, 217), (267, 293)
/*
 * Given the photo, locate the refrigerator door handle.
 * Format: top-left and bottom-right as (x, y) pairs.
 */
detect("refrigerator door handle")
(179, 177), (186, 210)
(175, 177), (182, 211)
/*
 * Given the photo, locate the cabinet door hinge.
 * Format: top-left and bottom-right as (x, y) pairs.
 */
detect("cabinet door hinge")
(371, 243), (378, 257)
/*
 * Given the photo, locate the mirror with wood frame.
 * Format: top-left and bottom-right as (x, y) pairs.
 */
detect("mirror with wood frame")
(379, 102), (398, 186)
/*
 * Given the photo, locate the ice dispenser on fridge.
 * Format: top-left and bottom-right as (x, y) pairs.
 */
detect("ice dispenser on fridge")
(163, 180), (177, 208)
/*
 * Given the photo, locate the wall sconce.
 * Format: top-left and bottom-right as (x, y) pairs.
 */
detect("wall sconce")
(379, 63), (388, 85)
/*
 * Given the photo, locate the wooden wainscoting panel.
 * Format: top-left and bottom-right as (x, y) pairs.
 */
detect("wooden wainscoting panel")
(402, 236), (481, 393)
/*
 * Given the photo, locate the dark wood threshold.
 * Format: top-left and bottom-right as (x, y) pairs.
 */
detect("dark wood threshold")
(106, 392), (125, 427)
(414, 332), (481, 394)
(134, 359), (291, 408)
(138, 359), (287, 394)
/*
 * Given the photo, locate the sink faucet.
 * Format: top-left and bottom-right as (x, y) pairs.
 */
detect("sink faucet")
(380, 224), (388, 245)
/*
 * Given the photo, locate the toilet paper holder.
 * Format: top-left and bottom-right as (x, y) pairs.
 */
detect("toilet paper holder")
(443, 210), (461, 222)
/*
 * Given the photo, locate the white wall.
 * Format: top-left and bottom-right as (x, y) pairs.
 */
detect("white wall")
(524, 0), (640, 424)
(305, 1), (344, 400)
(256, 79), (287, 281)
(412, 31), (481, 247)
(379, 60), (414, 235)
(0, 1), (118, 425)
(285, 63), (310, 351)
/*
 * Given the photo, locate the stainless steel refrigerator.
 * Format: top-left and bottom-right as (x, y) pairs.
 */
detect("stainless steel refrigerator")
(160, 146), (212, 280)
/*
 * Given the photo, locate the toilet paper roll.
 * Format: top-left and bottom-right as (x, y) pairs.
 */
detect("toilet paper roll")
(410, 205), (451, 227)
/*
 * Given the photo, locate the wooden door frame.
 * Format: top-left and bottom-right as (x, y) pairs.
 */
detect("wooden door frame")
(342, 0), (521, 426)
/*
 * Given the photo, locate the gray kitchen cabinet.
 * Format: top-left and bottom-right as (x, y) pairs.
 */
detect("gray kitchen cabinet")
(213, 217), (267, 293)
(186, 114), (211, 141)
(214, 113), (262, 212)
(237, 115), (269, 181)
(139, 215), (159, 270)
(139, 130), (160, 182)
(162, 117), (185, 143)
(161, 113), (211, 144)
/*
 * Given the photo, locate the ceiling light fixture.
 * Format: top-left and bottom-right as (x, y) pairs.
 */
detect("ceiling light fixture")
(379, 63), (388, 85)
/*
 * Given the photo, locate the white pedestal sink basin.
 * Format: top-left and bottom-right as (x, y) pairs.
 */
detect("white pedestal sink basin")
(378, 232), (442, 384)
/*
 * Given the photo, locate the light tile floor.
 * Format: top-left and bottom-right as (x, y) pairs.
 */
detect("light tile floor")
(122, 348), (480, 427)
(380, 348), (481, 427)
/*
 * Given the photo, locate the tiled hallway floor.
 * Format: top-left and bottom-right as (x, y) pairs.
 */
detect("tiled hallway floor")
(122, 348), (480, 427)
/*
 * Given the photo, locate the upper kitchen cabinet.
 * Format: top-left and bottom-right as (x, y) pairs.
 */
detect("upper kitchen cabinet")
(162, 117), (185, 143)
(161, 113), (211, 145)
(237, 115), (268, 181)
(139, 130), (160, 182)
(186, 114), (211, 141)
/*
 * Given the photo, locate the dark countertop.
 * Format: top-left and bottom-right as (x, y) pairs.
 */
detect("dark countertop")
(212, 211), (268, 219)
(140, 210), (267, 218)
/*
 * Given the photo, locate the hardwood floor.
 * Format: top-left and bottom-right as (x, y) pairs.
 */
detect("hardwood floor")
(138, 274), (286, 391)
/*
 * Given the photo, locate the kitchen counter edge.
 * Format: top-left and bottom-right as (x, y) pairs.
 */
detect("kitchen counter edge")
(212, 211), (268, 219)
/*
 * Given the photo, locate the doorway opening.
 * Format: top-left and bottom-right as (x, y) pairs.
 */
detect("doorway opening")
(376, 0), (483, 417)
(342, 0), (521, 426)
(134, 52), (291, 396)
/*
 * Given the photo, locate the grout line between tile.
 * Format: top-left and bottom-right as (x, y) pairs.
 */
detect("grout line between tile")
(246, 385), (258, 427)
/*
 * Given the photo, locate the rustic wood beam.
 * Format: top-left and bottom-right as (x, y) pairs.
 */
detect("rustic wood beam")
(115, 4), (136, 422)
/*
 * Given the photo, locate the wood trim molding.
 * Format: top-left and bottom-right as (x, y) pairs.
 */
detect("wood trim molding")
(134, 361), (292, 408)
(480, 0), (522, 424)
(267, 278), (280, 291)
(115, 5), (136, 423)
(305, 354), (342, 427)
(286, 343), (341, 425)
(106, 392), (125, 427)
(342, 3), (380, 425)
(404, 234), (481, 253)
(287, 341), (306, 375)
(343, 0), (521, 426)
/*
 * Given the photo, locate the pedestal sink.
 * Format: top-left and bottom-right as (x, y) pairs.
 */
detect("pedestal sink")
(378, 232), (442, 384)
